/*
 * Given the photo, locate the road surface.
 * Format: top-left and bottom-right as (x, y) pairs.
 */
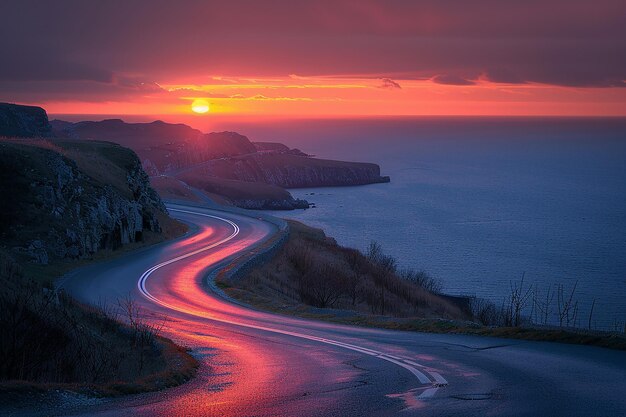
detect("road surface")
(55, 203), (626, 416)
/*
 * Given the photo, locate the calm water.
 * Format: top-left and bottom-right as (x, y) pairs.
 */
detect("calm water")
(228, 117), (626, 330)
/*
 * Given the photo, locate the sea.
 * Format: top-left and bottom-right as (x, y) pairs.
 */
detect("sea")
(222, 117), (626, 330)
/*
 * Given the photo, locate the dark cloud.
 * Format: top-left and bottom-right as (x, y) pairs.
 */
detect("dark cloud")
(482, 68), (526, 85)
(432, 74), (476, 86)
(0, 47), (113, 83)
(379, 78), (402, 89)
(0, 77), (169, 103)
(0, 0), (625, 104)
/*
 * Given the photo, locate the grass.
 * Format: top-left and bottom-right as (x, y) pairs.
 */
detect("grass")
(222, 220), (467, 319)
(177, 172), (295, 201)
(175, 172), (308, 209)
(150, 176), (204, 203)
(0, 253), (199, 397)
(223, 220), (626, 351)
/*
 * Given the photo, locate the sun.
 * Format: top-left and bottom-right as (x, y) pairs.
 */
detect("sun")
(191, 99), (210, 114)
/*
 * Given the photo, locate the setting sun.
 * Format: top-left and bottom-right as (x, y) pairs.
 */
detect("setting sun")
(191, 99), (209, 114)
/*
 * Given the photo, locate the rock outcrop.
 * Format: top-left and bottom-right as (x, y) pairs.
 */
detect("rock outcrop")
(253, 142), (309, 157)
(0, 103), (53, 138)
(231, 198), (310, 210)
(0, 141), (166, 264)
(188, 153), (391, 188)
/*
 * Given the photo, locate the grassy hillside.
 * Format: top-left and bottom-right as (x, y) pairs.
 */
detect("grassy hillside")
(149, 176), (205, 204)
(186, 152), (390, 188)
(176, 172), (309, 209)
(0, 253), (197, 396)
(51, 119), (257, 174)
(0, 138), (196, 395)
(150, 175), (233, 206)
(224, 220), (467, 319)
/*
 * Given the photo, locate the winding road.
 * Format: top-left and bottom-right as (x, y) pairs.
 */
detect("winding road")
(56, 203), (626, 417)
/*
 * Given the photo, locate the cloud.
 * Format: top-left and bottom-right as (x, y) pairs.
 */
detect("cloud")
(0, 52), (113, 84)
(481, 68), (526, 85)
(248, 94), (311, 101)
(431, 74), (476, 86)
(379, 78), (401, 89)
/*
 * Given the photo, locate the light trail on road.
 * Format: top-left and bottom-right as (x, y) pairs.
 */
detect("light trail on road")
(53, 203), (626, 417)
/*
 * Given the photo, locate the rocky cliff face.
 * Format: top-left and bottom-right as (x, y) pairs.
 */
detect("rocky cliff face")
(191, 153), (391, 188)
(0, 141), (166, 264)
(253, 142), (309, 157)
(0, 103), (53, 138)
(231, 198), (310, 210)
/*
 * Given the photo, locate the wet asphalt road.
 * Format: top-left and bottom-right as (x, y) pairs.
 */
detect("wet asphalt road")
(49, 203), (626, 416)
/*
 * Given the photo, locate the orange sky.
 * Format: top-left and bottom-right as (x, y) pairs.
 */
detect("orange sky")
(40, 75), (626, 118)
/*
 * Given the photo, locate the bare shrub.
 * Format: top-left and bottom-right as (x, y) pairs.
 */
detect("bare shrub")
(470, 297), (502, 326)
(400, 268), (442, 294)
(118, 295), (166, 373)
(297, 263), (346, 308)
(504, 273), (533, 327)
(238, 227), (466, 320)
(366, 241), (397, 275)
(556, 281), (579, 327)
(0, 252), (170, 385)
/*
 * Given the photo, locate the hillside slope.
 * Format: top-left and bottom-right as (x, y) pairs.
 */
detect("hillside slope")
(185, 152), (390, 188)
(51, 119), (257, 174)
(0, 139), (180, 265)
(223, 220), (467, 319)
(0, 138), (195, 394)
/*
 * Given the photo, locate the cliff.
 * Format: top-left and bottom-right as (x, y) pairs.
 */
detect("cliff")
(0, 139), (194, 393)
(50, 118), (389, 188)
(175, 173), (310, 210)
(182, 153), (391, 188)
(0, 103), (53, 138)
(0, 139), (170, 264)
(51, 119), (257, 174)
(253, 142), (309, 156)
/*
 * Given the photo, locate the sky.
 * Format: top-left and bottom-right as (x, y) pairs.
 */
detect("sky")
(1, 0), (626, 118)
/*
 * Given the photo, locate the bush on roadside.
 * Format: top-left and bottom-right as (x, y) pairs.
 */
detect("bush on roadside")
(237, 221), (466, 319)
(0, 252), (194, 392)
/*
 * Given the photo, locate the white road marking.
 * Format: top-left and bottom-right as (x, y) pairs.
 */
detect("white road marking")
(137, 208), (240, 300)
(429, 371), (449, 386)
(138, 207), (447, 398)
(418, 387), (440, 399)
